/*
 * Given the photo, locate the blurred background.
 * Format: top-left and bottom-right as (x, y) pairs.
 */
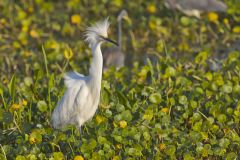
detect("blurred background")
(0, 0), (239, 78)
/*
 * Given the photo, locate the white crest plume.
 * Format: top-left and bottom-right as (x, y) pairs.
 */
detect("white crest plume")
(85, 18), (110, 45)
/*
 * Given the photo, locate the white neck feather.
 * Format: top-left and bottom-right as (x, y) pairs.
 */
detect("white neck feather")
(89, 42), (103, 89)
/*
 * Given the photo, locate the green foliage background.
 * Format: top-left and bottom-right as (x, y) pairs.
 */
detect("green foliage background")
(0, 0), (240, 159)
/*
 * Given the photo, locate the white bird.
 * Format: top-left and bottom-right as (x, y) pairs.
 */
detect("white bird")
(103, 10), (128, 71)
(51, 18), (117, 131)
(165, 0), (227, 18)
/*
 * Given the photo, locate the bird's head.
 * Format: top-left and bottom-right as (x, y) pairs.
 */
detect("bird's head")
(85, 18), (118, 47)
(117, 10), (128, 21)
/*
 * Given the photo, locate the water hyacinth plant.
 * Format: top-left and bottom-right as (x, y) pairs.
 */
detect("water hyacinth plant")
(0, 0), (240, 159)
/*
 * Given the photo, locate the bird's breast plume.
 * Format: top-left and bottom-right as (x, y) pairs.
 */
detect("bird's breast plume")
(85, 18), (110, 46)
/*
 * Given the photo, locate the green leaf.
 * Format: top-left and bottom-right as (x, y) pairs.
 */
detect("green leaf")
(24, 77), (33, 86)
(53, 152), (64, 160)
(8, 74), (16, 100)
(226, 152), (237, 160)
(3, 112), (13, 124)
(165, 66), (176, 77)
(126, 147), (142, 157)
(219, 138), (230, 148)
(143, 131), (150, 141)
(97, 136), (107, 144)
(0, 108), (4, 122)
(165, 145), (176, 156)
(37, 101), (48, 112)
(183, 153), (195, 160)
(121, 110), (132, 122)
(101, 88), (109, 106)
(116, 104), (125, 113)
(26, 154), (37, 160)
(88, 139), (97, 150)
(179, 95), (188, 105)
(192, 113), (201, 121)
(217, 114), (227, 123)
(180, 16), (190, 26)
(0, 154), (5, 160)
(195, 51), (208, 64)
(0, 88), (3, 95)
(221, 85), (232, 93)
(112, 135), (123, 143)
(193, 121), (202, 131)
(143, 109), (153, 121)
(149, 93), (161, 104)
(190, 100), (197, 109)
(16, 155), (26, 160)
(48, 74), (55, 89)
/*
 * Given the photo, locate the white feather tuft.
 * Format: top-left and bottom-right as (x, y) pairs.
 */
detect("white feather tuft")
(85, 18), (110, 45)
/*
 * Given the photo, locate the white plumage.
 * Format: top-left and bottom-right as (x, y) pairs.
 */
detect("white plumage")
(51, 18), (117, 130)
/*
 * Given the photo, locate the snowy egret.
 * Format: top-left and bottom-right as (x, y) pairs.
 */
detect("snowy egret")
(165, 0), (227, 18)
(51, 18), (117, 131)
(103, 10), (128, 71)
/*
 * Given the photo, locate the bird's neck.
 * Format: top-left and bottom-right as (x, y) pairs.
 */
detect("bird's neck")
(117, 19), (122, 50)
(89, 42), (103, 88)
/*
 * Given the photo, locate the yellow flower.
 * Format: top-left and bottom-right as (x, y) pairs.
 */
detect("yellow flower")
(22, 100), (28, 106)
(147, 4), (156, 14)
(96, 115), (104, 124)
(11, 103), (21, 110)
(161, 107), (169, 113)
(178, 42), (189, 52)
(28, 7), (33, 13)
(233, 26), (240, 33)
(208, 12), (218, 23)
(119, 120), (127, 128)
(64, 46), (73, 60)
(74, 155), (84, 160)
(22, 26), (28, 33)
(71, 14), (81, 25)
(143, 112), (153, 121)
(200, 26), (207, 33)
(115, 144), (122, 149)
(223, 18), (229, 25)
(30, 29), (39, 38)
(50, 41), (59, 49)
(0, 18), (7, 25)
(159, 143), (166, 150)
(3, 79), (8, 84)
(23, 51), (32, 57)
(29, 137), (36, 144)
(112, 156), (121, 160)
(148, 19), (157, 31)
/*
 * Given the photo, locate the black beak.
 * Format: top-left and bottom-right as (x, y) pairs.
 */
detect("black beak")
(101, 36), (118, 46)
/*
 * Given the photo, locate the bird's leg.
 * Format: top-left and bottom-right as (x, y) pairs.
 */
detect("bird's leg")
(84, 125), (90, 135)
(78, 126), (82, 146)
(79, 126), (82, 136)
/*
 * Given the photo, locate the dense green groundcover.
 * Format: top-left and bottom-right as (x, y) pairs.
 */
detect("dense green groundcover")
(1, 0), (240, 159)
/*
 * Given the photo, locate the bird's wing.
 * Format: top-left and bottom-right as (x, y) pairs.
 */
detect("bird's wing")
(52, 71), (88, 128)
(64, 71), (85, 88)
(180, 0), (226, 11)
